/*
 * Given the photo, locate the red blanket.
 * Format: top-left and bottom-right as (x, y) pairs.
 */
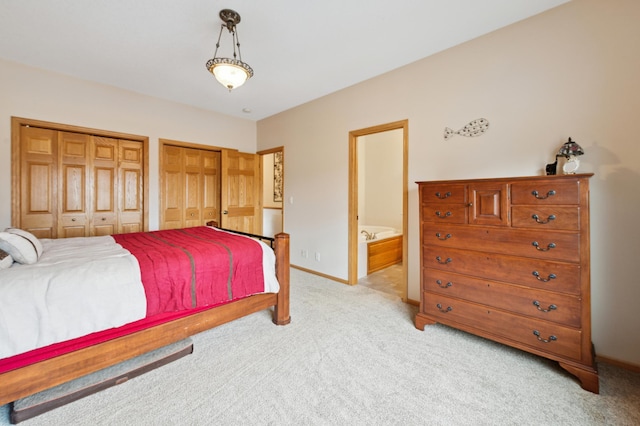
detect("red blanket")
(113, 227), (265, 316)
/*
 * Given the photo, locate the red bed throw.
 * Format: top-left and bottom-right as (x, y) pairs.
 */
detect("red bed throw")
(113, 226), (265, 316)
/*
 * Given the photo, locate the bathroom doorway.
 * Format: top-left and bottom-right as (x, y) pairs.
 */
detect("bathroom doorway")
(348, 120), (408, 301)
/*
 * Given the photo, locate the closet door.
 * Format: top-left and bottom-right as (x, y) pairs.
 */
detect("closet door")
(162, 145), (185, 229)
(118, 140), (144, 233)
(91, 137), (118, 236)
(161, 144), (222, 230)
(58, 131), (91, 238)
(18, 126), (58, 239)
(202, 150), (221, 225)
(184, 148), (203, 228)
(13, 118), (148, 237)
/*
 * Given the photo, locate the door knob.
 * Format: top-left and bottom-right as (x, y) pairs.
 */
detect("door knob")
(223, 210), (228, 215)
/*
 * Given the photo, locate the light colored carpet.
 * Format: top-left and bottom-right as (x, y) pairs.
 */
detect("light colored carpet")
(1, 269), (639, 425)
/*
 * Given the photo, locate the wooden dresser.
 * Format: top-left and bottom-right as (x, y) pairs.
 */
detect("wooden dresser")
(415, 174), (598, 393)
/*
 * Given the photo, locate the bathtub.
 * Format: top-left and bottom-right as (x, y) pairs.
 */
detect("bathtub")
(358, 226), (403, 278)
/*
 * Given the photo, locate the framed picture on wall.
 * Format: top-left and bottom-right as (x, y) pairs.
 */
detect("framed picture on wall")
(274, 151), (283, 202)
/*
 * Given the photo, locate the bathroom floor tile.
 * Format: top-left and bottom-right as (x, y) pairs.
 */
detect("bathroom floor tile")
(358, 263), (403, 298)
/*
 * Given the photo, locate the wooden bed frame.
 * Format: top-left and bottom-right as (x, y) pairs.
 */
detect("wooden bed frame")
(0, 231), (290, 407)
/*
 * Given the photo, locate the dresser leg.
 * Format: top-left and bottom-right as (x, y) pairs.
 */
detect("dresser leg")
(414, 313), (436, 330)
(558, 362), (599, 394)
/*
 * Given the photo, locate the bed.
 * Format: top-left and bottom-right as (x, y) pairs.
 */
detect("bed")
(0, 225), (290, 407)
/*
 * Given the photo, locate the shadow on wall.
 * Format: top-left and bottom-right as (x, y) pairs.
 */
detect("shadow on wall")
(586, 142), (640, 361)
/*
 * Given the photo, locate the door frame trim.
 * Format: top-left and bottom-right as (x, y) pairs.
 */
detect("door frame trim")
(348, 120), (408, 300)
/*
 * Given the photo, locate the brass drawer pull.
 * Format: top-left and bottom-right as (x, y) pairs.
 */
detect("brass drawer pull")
(436, 279), (452, 288)
(435, 256), (452, 265)
(435, 232), (452, 240)
(532, 241), (556, 251)
(533, 330), (557, 343)
(436, 303), (452, 313)
(435, 211), (452, 218)
(532, 214), (556, 224)
(532, 271), (557, 282)
(435, 191), (451, 199)
(533, 301), (557, 313)
(531, 189), (556, 200)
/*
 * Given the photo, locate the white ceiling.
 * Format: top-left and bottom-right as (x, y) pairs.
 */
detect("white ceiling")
(0, 0), (569, 121)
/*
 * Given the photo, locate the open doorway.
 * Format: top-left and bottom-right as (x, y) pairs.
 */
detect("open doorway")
(258, 147), (284, 237)
(348, 120), (408, 301)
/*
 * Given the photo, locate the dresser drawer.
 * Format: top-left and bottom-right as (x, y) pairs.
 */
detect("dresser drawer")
(422, 268), (581, 327)
(422, 293), (582, 360)
(421, 204), (467, 224)
(424, 224), (580, 263)
(420, 184), (466, 204)
(423, 246), (581, 295)
(511, 180), (580, 205)
(511, 206), (580, 231)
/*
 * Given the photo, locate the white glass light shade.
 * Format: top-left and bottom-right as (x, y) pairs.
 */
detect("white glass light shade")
(207, 58), (253, 91)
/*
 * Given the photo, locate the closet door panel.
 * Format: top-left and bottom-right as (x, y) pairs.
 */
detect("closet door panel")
(184, 148), (202, 228)
(202, 151), (221, 225)
(161, 145), (184, 229)
(92, 137), (118, 236)
(19, 126), (57, 238)
(58, 132), (90, 238)
(118, 140), (144, 233)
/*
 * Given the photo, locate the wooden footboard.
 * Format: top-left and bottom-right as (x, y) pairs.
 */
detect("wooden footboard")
(0, 232), (290, 406)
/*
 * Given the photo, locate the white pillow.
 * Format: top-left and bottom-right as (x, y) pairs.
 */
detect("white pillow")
(0, 248), (13, 269)
(0, 228), (43, 264)
(5, 228), (44, 257)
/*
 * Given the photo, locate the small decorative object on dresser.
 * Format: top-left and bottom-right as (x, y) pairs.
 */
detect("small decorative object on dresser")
(415, 174), (598, 393)
(557, 137), (585, 174)
(545, 158), (557, 175)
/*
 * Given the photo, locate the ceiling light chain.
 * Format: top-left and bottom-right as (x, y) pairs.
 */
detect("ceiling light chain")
(206, 9), (254, 92)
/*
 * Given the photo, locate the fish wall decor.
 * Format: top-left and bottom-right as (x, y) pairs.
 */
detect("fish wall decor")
(444, 118), (490, 140)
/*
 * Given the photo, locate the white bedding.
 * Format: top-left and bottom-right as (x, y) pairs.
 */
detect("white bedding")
(0, 236), (147, 359)
(0, 231), (279, 360)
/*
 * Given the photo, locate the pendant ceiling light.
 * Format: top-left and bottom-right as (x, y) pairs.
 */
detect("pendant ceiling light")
(206, 9), (254, 91)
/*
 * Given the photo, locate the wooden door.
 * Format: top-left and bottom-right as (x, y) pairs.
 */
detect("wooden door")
(220, 149), (261, 233)
(184, 148), (202, 228)
(118, 139), (144, 233)
(58, 131), (90, 238)
(202, 150), (221, 225)
(91, 137), (118, 236)
(12, 117), (148, 237)
(162, 145), (184, 229)
(18, 126), (58, 239)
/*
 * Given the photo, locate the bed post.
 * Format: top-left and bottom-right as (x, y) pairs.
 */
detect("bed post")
(273, 232), (291, 325)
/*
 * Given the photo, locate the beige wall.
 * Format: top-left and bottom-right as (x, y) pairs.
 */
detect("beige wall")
(258, 0), (640, 365)
(0, 59), (257, 230)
